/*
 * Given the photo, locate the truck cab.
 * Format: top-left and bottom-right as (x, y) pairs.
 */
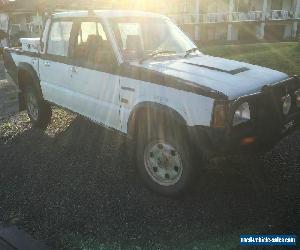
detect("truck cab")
(3, 10), (300, 196)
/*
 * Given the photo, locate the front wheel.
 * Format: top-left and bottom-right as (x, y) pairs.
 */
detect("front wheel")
(23, 84), (52, 129)
(136, 117), (196, 196)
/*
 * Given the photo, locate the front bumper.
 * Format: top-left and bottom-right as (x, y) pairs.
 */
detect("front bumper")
(188, 115), (300, 158)
(188, 76), (300, 157)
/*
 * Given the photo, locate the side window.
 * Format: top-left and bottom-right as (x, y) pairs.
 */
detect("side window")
(77, 22), (107, 45)
(78, 22), (97, 44)
(47, 21), (73, 57)
(73, 21), (113, 66)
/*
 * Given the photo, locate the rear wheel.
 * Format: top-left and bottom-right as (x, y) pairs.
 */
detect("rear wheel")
(23, 84), (52, 129)
(135, 114), (196, 196)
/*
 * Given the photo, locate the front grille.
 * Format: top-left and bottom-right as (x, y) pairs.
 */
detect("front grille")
(231, 77), (300, 137)
(269, 77), (300, 115)
(251, 77), (300, 132)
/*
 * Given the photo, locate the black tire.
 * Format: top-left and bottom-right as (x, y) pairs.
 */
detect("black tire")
(135, 112), (196, 197)
(23, 84), (52, 129)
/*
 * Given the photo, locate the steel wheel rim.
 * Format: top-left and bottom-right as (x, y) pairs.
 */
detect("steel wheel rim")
(144, 141), (183, 186)
(26, 92), (39, 121)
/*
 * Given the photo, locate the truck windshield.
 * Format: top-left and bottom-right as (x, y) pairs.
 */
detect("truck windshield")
(109, 17), (201, 61)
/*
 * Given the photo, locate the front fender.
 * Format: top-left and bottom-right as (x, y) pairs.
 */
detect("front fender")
(124, 98), (188, 137)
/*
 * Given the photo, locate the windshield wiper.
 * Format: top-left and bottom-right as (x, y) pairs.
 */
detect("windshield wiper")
(139, 50), (176, 64)
(184, 47), (200, 58)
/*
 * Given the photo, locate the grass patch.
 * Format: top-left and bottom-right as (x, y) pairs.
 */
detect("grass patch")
(203, 42), (300, 76)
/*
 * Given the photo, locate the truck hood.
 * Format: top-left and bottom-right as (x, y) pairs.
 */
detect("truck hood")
(139, 55), (289, 100)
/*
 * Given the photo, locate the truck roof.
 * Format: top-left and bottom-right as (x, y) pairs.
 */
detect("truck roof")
(52, 10), (166, 19)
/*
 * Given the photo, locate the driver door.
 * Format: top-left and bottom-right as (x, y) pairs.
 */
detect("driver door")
(67, 20), (121, 130)
(39, 20), (74, 108)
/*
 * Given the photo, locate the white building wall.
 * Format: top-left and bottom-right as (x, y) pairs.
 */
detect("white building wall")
(0, 13), (9, 31)
(296, 0), (300, 15)
(266, 0), (272, 12)
(0, 13), (9, 48)
(292, 0), (300, 37)
(284, 24), (293, 39)
(231, 24), (239, 40)
(282, 0), (299, 39)
(263, 0), (269, 14)
(252, 0), (264, 10)
(256, 0), (268, 39)
(282, 0), (293, 10)
(195, 0), (201, 40)
(217, 0), (230, 13)
(173, 0), (299, 41)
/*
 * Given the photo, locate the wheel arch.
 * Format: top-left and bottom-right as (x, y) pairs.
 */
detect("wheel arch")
(127, 101), (188, 138)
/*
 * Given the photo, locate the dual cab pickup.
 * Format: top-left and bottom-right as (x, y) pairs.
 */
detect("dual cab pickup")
(3, 10), (300, 196)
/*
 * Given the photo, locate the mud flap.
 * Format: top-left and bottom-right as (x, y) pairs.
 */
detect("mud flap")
(2, 50), (18, 84)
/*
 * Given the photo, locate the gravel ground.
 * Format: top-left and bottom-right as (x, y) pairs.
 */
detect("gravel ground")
(0, 108), (299, 249)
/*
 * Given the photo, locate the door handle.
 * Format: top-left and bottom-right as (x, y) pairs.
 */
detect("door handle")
(31, 58), (37, 64)
(70, 66), (78, 73)
(44, 61), (50, 67)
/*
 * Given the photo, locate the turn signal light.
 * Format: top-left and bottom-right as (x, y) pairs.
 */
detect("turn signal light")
(212, 101), (229, 128)
(241, 137), (256, 145)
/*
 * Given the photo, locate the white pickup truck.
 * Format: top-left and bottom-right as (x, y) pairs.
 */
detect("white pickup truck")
(3, 10), (300, 196)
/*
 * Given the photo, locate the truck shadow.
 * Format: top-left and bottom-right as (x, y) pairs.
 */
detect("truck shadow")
(0, 114), (299, 248)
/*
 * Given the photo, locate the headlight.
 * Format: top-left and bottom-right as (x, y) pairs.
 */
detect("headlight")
(295, 89), (300, 108)
(233, 102), (251, 127)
